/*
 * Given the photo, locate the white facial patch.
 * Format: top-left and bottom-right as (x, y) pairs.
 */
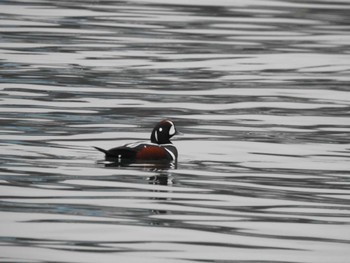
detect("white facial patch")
(169, 124), (176, 136)
(159, 127), (163, 132)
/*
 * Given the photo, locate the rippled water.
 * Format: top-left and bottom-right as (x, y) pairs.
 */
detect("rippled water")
(1, 0), (350, 262)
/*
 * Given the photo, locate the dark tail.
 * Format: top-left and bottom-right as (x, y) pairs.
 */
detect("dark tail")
(93, 146), (108, 155)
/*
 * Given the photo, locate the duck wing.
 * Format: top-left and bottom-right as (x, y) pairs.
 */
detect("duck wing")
(94, 146), (137, 161)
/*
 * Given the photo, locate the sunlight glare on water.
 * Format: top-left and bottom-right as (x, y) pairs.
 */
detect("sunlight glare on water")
(1, 0), (350, 262)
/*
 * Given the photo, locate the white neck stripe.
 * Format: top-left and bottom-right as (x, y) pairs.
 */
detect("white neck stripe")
(164, 148), (176, 160)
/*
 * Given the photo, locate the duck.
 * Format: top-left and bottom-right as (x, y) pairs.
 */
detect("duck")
(94, 120), (180, 164)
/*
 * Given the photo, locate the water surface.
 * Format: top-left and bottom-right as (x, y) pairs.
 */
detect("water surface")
(1, 0), (350, 262)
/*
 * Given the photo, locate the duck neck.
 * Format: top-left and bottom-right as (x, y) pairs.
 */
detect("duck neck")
(150, 130), (171, 144)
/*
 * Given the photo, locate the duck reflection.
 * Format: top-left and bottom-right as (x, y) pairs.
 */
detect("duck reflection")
(97, 159), (176, 220)
(147, 172), (173, 186)
(100, 159), (176, 169)
(97, 159), (176, 186)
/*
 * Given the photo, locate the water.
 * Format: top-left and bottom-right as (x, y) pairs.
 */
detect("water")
(1, 0), (350, 262)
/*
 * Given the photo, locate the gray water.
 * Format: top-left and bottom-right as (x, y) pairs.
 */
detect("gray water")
(1, 0), (350, 262)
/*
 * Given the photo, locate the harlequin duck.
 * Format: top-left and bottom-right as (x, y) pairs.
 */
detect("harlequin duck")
(94, 120), (180, 164)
